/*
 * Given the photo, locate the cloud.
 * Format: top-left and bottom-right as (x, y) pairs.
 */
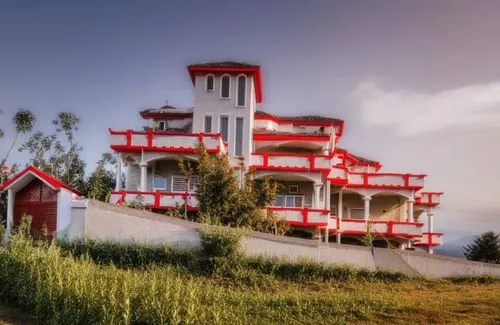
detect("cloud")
(351, 79), (500, 136)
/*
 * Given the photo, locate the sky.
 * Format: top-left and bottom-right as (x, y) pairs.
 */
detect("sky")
(1, 0), (499, 240)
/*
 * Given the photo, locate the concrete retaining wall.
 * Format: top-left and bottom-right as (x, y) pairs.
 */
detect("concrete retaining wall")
(68, 200), (500, 278)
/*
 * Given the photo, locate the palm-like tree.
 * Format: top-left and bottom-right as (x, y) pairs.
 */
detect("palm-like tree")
(1, 109), (36, 168)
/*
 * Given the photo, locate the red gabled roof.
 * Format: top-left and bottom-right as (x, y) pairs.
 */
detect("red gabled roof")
(0, 165), (81, 195)
(187, 61), (263, 103)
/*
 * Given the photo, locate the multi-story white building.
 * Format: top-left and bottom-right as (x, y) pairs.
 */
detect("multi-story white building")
(109, 61), (443, 252)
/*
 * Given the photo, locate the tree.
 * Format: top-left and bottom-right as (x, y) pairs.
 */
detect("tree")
(0, 109), (36, 171)
(177, 157), (194, 220)
(83, 153), (117, 201)
(19, 112), (86, 191)
(1, 109), (36, 224)
(195, 142), (281, 231)
(464, 232), (500, 264)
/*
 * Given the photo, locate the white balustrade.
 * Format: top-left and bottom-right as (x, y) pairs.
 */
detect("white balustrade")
(307, 210), (329, 224)
(131, 134), (148, 146)
(268, 155), (310, 168)
(341, 220), (367, 232)
(369, 174), (405, 186)
(270, 208), (303, 223)
(393, 223), (422, 236)
(314, 156), (332, 169)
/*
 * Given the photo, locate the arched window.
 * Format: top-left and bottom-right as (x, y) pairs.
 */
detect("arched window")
(206, 75), (214, 92)
(237, 75), (246, 107)
(220, 75), (230, 99)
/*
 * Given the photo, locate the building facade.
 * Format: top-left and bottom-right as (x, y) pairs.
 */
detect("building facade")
(108, 61), (443, 252)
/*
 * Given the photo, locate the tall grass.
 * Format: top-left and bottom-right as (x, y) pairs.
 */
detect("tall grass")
(0, 227), (409, 324)
(58, 229), (409, 283)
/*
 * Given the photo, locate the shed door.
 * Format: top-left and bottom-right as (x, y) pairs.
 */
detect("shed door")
(14, 178), (57, 237)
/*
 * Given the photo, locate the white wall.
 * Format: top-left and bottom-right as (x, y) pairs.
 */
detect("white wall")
(65, 200), (500, 278)
(191, 74), (256, 168)
(56, 188), (74, 238)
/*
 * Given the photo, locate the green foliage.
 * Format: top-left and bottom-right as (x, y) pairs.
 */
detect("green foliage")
(1, 109), (36, 169)
(195, 142), (281, 231)
(19, 112), (86, 191)
(1, 229), (499, 324)
(123, 195), (145, 210)
(199, 226), (245, 259)
(464, 231), (500, 264)
(361, 221), (374, 247)
(82, 153), (117, 201)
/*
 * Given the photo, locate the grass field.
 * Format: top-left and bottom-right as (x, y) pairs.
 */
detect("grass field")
(1, 279), (499, 324)
(0, 227), (499, 324)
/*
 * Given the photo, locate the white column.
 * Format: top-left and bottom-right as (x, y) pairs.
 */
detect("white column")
(363, 196), (371, 236)
(139, 162), (148, 192)
(115, 155), (123, 191)
(407, 199), (414, 222)
(313, 183), (322, 209)
(323, 180), (331, 243)
(336, 189), (343, 244)
(363, 196), (371, 221)
(427, 210), (434, 254)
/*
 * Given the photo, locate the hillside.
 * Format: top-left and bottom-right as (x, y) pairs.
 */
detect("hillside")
(434, 235), (476, 258)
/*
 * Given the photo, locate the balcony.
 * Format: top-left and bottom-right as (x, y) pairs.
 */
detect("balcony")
(328, 167), (425, 190)
(266, 207), (330, 227)
(109, 129), (225, 154)
(415, 192), (443, 206)
(414, 232), (444, 247)
(251, 153), (332, 173)
(330, 218), (424, 238)
(110, 191), (199, 210)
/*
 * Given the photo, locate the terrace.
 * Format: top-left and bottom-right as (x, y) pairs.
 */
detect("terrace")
(109, 129), (225, 154)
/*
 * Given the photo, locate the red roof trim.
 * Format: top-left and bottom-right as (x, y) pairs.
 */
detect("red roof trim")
(187, 66), (263, 103)
(0, 165), (80, 195)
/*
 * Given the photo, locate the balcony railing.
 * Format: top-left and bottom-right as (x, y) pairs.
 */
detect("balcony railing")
(328, 167), (425, 190)
(415, 192), (443, 206)
(266, 207), (330, 227)
(250, 153), (332, 173)
(328, 218), (424, 238)
(109, 129), (225, 154)
(414, 232), (443, 247)
(110, 191), (199, 210)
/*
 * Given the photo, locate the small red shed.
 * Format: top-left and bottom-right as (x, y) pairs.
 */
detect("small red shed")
(0, 166), (80, 239)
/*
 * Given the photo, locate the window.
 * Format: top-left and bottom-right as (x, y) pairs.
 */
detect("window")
(188, 176), (198, 191)
(206, 75), (214, 91)
(220, 116), (229, 142)
(172, 176), (186, 193)
(236, 75), (246, 106)
(235, 117), (243, 156)
(153, 176), (167, 190)
(221, 75), (230, 98)
(204, 115), (212, 133)
(171, 175), (197, 193)
(158, 121), (167, 131)
(273, 195), (304, 208)
(288, 185), (299, 194)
